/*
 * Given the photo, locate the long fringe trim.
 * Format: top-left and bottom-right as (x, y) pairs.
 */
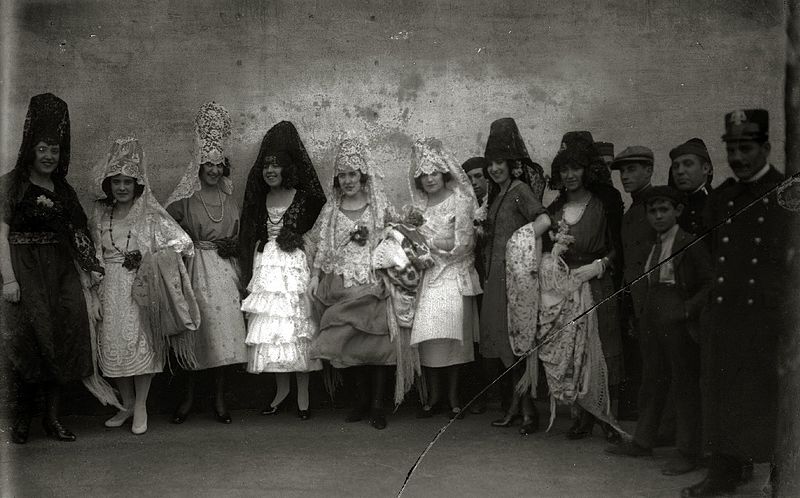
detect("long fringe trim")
(514, 353), (539, 397)
(386, 296), (421, 408)
(322, 363), (343, 400)
(76, 264), (123, 409)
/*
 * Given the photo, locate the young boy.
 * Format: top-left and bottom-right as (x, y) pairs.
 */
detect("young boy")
(606, 186), (712, 476)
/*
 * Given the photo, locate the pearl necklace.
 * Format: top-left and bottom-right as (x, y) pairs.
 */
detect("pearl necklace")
(198, 188), (225, 223)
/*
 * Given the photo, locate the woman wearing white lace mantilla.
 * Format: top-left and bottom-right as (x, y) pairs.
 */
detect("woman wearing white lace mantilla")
(409, 138), (482, 420)
(166, 102), (247, 425)
(91, 138), (194, 435)
(308, 138), (396, 430)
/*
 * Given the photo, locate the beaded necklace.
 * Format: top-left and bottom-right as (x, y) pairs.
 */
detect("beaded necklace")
(198, 188), (225, 223)
(562, 194), (591, 225)
(109, 204), (132, 255)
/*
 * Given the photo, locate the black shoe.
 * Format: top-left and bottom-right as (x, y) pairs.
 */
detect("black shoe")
(519, 416), (539, 436)
(566, 411), (595, 440)
(345, 406), (368, 423)
(171, 407), (191, 424)
(491, 413), (521, 427)
(42, 418), (76, 442)
(261, 405), (280, 416)
(11, 417), (31, 444)
(680, 476), (737, 497)
(369, 409), (387, 430)
(449, 407), (465, 420)
(600, 422), (622, 445)
(416, 403), (442, 419)
(214, 410), (232, 424)
(297, 409), (310, 421)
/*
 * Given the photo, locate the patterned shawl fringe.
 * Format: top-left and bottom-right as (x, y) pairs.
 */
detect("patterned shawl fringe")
(385, 293), (422, 408)
(76, 263), (123, 409)
(514, 354), (539, 398)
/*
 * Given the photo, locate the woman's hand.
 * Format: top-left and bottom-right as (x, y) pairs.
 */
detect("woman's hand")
(307, 273), (320, 298)
(90, 271), (104, 287)
(572, 260), (604, 283)
(90, 293), (103, 321)
(2, 281), (20, 303)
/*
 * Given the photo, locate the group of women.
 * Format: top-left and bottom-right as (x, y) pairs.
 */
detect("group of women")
(2, 93), (625, 445)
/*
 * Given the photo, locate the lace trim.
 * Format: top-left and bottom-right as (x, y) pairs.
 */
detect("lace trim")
(8, 231), (59, 244)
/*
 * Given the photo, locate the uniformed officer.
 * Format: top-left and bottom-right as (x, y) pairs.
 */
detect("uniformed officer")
(669, 138), (714, 235)
(611, 146), (655, 421)
(682, 109), (792, 497)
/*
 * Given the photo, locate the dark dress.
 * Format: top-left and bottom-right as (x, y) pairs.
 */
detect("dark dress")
(549, 195), (622, 387)
(1, 178), (101, 383)
(479, 181), (545, 367)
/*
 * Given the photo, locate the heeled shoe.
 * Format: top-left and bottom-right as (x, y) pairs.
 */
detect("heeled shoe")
(131, 409), (147, 435)
(171, 406), (191, 424)
(600, 422), (621, 445)
(519, 416), (540, 435)
(261, 404), (280, 416)
(491, 413), (521, 427)
(11, 417), (31, 444)
(214, 410), (232, 424)
(416, 403), (442, 419)
(345, 406), (368, 423)
(297, 409), (310, 421)
(566, 411), (595, 440)
(42, 418), (76, 442)
(105, 409), (133, 428)
(369, 408), (387, 430)
(449, 407), (465, 420)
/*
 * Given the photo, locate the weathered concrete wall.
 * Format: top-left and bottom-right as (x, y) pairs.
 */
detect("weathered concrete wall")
(1, 0), (786, 210)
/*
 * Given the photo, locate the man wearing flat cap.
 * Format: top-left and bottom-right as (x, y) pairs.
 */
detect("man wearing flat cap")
(669, 138), (714, 236)
(682, 110), (794, 497)
(611, 146), (655, 421)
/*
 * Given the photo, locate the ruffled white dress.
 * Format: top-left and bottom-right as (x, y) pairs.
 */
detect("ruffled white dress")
(242, 206), (321, 373)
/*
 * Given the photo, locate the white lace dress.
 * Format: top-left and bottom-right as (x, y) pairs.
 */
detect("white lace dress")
(411, 192), (481, 367)
(96, 208), (163, 377)
(242, 206), (321, 373)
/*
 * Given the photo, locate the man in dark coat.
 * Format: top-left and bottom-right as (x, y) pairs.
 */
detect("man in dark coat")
(612, 146), (655, 421)
(682, 109), (794, 497)
(669, 138), (714, 236)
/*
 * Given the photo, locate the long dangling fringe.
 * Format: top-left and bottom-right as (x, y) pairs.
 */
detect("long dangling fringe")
(386, 297), (421, 408)
(514, 353), (539, 397)
(322, 362), (343, 401)
(76, 264), (123, 409)
(169, 333), (199, 371)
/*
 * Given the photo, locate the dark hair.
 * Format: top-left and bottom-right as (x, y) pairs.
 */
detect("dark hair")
(100, 176), (146, 205)
(262, 151), (299, 190)
(198, 157), (232, 178)
(549, 146), (605, 191)
(414, 171), (453, 191)
(333, 171), (369, 190)
(645, 196), (683, 209)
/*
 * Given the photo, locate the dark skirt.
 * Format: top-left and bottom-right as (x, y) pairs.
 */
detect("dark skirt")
(1, 243), (93, 383)
(589, 272), (622, 388)
(310, 272), (396, 367)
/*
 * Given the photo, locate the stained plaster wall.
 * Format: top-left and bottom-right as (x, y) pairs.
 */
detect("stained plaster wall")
(1, 0), (786, 212)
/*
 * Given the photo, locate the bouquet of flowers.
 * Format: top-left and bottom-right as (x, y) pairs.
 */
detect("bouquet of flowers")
(540, 218), (578, 294)
(349, 223), (369, 246)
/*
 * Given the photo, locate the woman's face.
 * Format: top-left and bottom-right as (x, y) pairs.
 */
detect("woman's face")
(31, 141), (60, 177)
(487, 159), (510, 185)
(420, 171), (445, 195)
(559, 164), (586, 192)
(109, 174), (138, 205)
(199, 161), (224, 187)
(262, 156), (283, 188)
(336, 168), (363, 198)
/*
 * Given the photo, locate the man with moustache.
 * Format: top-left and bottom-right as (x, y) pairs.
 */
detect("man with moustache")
(682, 109), (792, 497)
(669, 138), (714, 236)
(611, 146), (655, 422)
